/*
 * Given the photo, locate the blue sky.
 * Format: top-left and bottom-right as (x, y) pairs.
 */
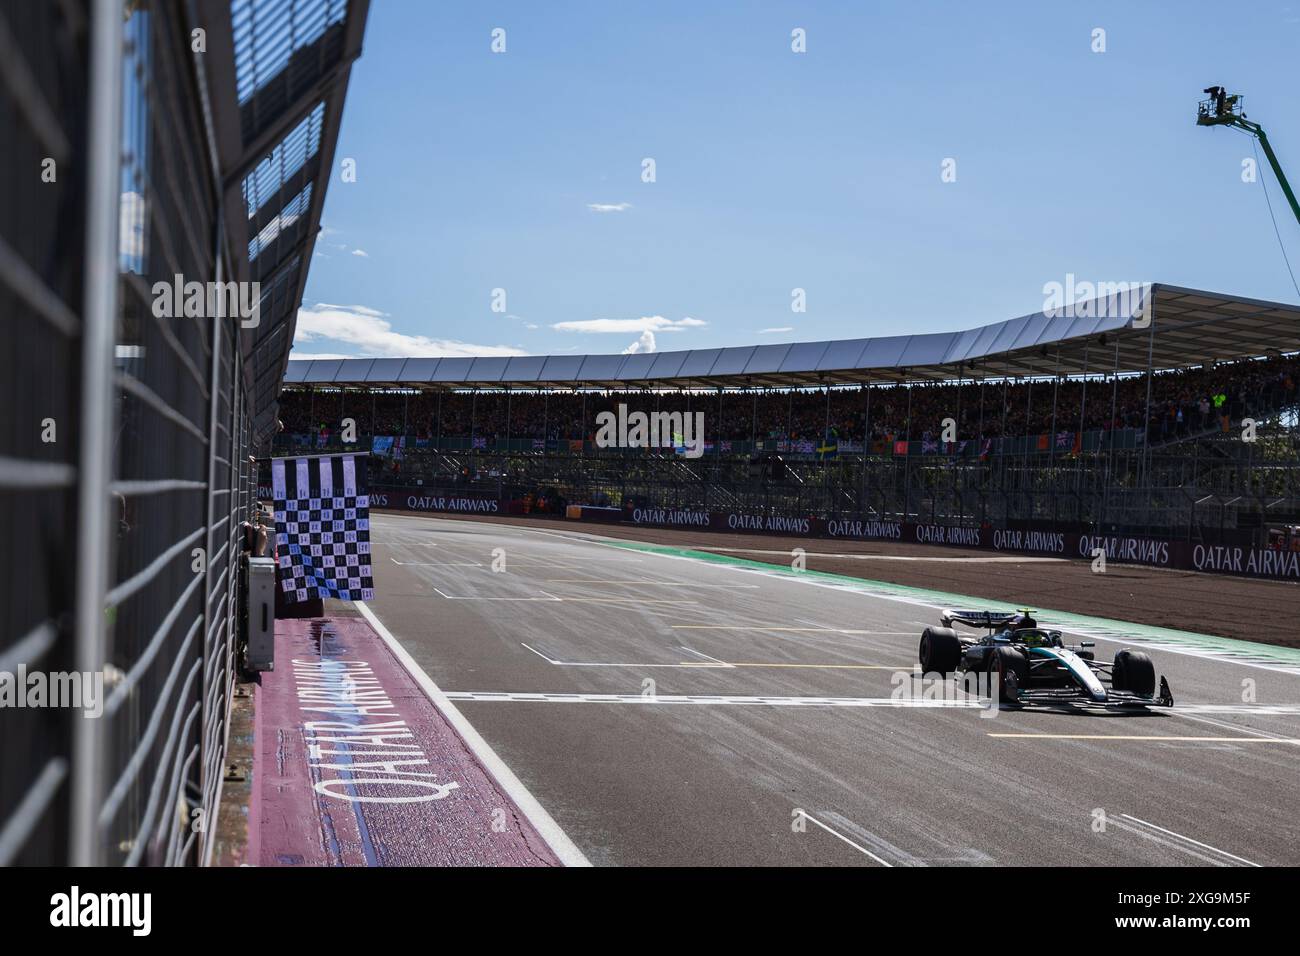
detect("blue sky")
(293, 0), (1300, 361)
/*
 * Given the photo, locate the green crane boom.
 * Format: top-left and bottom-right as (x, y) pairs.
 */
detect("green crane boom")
(1197, 87), (1300, 228)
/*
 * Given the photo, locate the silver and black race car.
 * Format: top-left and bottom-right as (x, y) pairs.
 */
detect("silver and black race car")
(917, 608), (1173, 708)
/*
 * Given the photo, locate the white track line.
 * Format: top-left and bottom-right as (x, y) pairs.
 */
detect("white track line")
(389, 517), (1300, 705)
(1164, 707), (1300, 740)
(511, 525), (1300, 678)
(702, 549), (1064, 564)
(554, 596), (701, 605)
(544, 578), (759, 589)
(442, 691), (984, 708)
(432, 586), (562, 601)
(671, 626), (914, 634)
(354, 601), (591, 867)
(679, 646), (735, 667)
(520, 642), (561, 664)
(989, 733), (1300, 743)
(1118, 814), (1260, 867)
(1167, 703), (1300, 716)
(520, 650), (727, 670)
(518, 644), (895, 671)
(796, 811), (892, 866)
(391, 558), (482, 567)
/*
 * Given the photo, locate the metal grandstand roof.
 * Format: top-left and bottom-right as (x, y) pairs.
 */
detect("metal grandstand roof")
(197, 0), (369, 444)
(284, 285), (1300, 390)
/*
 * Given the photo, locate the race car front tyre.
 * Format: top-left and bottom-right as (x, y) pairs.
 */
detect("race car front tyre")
(989, 646), (1028, 704)
(1112, 649), (1156, 697)
(919, 627), (962, 676)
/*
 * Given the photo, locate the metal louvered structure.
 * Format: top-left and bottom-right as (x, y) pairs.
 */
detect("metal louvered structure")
(285, 285), (1300, 390)
(0, 0), (367, 866)
(208, 0), (367, 445)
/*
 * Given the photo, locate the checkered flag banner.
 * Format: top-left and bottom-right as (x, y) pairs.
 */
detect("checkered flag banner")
(271, 453), (375, 603)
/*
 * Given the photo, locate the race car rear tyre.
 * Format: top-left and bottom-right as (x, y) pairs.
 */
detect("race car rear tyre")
(918, 627), (962, 676)
(989, 646), (1028, 704)
(1112, 649), (1155, 697)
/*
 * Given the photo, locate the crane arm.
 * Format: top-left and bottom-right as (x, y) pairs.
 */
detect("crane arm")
(1198, 89), (1300, 228)
(1241, 121), (1300, 227)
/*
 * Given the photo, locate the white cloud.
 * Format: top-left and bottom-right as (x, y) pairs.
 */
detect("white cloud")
(525, 323), (539, 329)
(351, 248), (369, 258)
(758, 326), (794, 334)
(622, 331), (656, 354)
(551, 316), (705, 334)
(291, 303), (527, 358)
(587, 202), (632, 213)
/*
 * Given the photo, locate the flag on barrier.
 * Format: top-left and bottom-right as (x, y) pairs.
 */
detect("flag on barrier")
(271, 453), (375, 603)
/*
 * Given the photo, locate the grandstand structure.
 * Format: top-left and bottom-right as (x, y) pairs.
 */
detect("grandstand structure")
(1, 0), (368, 865)
(279, 285), (1300, 545)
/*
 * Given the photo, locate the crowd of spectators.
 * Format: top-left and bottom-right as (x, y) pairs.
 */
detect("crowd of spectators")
(276, 354), (1298, 448)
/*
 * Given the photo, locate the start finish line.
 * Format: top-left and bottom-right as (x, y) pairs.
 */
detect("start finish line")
(252, 617), (559, 866)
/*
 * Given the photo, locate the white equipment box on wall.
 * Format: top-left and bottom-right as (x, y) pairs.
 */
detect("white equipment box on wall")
(242, 555), (276, 672)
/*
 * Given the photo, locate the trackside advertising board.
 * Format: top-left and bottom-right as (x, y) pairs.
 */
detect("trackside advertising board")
(361, 486), (1299, 582)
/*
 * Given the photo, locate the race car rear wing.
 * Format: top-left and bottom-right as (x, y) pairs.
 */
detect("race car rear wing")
(940, 609), (1020, 630)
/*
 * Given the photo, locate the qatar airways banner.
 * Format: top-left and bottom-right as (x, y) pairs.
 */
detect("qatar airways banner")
(624, 508), (1297, 581)
(625, 507), (818, 536)
(369, 486), (501, 515)
(1185, 541), (1300, 580)
(1074, 533), (1171, 567)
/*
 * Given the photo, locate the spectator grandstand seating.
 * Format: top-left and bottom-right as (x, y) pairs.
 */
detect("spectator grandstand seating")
(276, 352), (1298, 450)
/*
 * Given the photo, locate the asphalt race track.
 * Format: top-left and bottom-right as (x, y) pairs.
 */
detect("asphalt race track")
(362, 511), (1300, 867)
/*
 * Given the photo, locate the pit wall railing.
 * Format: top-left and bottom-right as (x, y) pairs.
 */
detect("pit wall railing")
(0, 0), (258, 867)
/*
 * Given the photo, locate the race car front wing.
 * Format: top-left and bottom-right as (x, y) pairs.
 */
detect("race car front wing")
(1004, 672), (1174, 708)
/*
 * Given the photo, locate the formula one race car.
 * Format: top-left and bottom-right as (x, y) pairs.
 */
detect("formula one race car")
(917, 608), (1173, 708)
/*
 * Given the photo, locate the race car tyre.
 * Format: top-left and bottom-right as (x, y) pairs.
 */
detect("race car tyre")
(1112, 649), (1156, 697)
(918, 627), (962, 676)
(988, 646), (1028, 704)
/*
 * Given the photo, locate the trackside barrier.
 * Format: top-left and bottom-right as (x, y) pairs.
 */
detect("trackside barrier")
(365, 486), (1300, 583)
